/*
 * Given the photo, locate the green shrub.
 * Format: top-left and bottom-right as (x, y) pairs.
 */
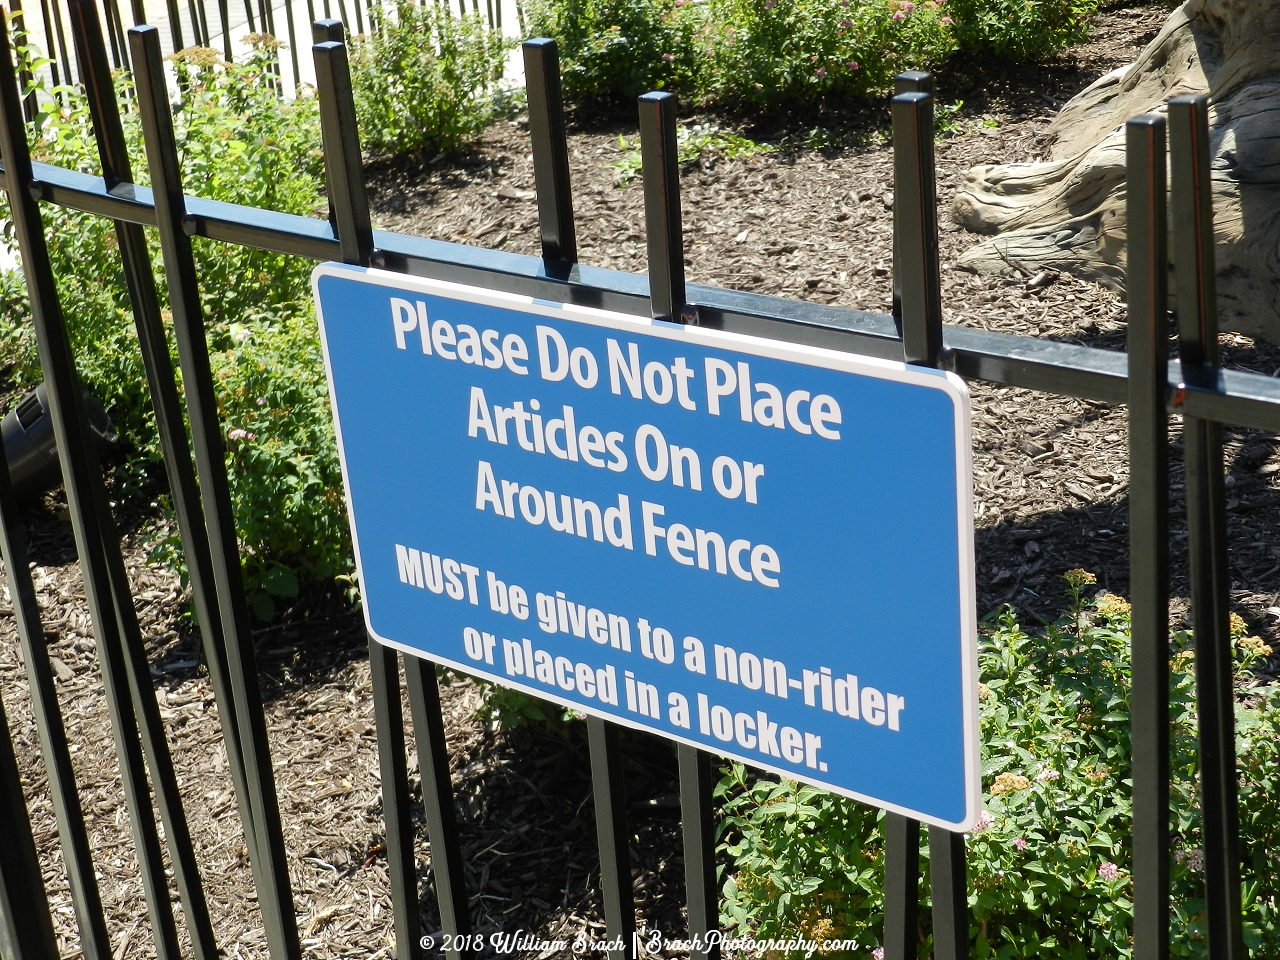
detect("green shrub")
(696, 0), (958, 109)
(945, 0), (1100, 61)
(524, 0), (700, 107)
(718, 573), (1280, 958)
(348, 3), (512, 156)
(0, 32), (346, 614)
(528, 0), (1102, 113)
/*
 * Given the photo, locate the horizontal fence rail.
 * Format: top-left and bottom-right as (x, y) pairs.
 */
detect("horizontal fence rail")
(8, 155), (1280, 432)
(0, 3), (1277, 959)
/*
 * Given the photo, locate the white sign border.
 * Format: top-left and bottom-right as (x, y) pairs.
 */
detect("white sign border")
(311, 262), (982, 832)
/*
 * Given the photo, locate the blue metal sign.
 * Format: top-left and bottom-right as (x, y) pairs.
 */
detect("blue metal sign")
(312, 264), (980, 830)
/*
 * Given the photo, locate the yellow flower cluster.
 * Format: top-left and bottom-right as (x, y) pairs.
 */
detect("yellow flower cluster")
(1063, 568), (1097, 590)
(1238, 635), (1273, 658)
(168, 46), (224, 68)
(991, 772), (1031, 796)
(1095, 594), (1131, 618)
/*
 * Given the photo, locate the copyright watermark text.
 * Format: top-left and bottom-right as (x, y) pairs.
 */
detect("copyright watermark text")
(421, 928), (861, 957)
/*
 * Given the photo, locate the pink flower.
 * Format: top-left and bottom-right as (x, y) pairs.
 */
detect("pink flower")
(662, 52), (674, 60)
(810, 54), (818, 61)
(847, 61), (859, 70)
(1013, 838), (1027, 851)
(872, 950), (885, 960)
(941, 15), (953, 24)
(763, 0), (774, 8)
(815, 67), (826, 76)
(840, 18), (852, 27)
(228, 428), (248, 440)
(256, 397), (267, 406)
(902, 1), (915, 10)
(1098, 862), (1120, 881)
(1035, 768), (1060, 782)
(892, 10), (905, 20)
(971, 810), (993, 833)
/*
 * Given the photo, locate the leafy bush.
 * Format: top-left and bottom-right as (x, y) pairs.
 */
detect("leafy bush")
(529, 0), (1102, 113)
(348, 3), (513, 156)
(945, 0), (1100, 61)
(0, 33), (346, 614)
(524, 0), (700, 107)
(718, 572), (1280, 958)
(696, 0), (957, 109)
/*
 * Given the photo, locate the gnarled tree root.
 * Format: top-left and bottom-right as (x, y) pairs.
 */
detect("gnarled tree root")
(952, 0), (1280, 342)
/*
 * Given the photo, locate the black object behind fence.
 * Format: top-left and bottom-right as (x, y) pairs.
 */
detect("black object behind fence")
(0, 3), (1277, 958)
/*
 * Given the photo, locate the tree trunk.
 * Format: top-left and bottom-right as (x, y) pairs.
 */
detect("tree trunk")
(951, 0), (1280, 342)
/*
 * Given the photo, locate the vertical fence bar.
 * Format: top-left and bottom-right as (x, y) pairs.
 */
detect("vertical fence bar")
(196, 0), (210, 47)
(638, 87), (721, 957)
(522, 38), (576, 272)
(404, 659), (473, 960)
(284, 0), (300, 87)
(69, 0), (290, 944)
(104, 0), (125, 69)
(586, 717), (636, 960)
(217, 0), (231, 60)
(314, 36), (375, 265)
(0, 428), (111, 960)
(639, 91), (686, 324)
(892, 90), (943, 368)
(929, 831), (968, 960)
(1168, 93), (1243, 960)
(883, 812), (920, 960)
(0, 690), (60, 960)
(312, 17), (342, 233)
(163, 0), (184, 50)
(891, 70), (931, 333)
(890, 85), (966, 959)
(369, 642), (426, 960)
(678, 747), (720, 960)
(0, 17), (191, 960)
(129, 25), (304, 960)
(50, 0), (73, 86)
(1125, 113), (1171, 960)
(184, 0), (201, 46)
(36, 0), (61, 86)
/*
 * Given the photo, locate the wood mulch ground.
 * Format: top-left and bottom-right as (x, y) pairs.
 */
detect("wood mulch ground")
(3, 3), (1279, 959)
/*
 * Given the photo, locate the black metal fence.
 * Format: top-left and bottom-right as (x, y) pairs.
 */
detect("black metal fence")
(0, 1), (1278, 958)
(10, 0), (514, 112)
